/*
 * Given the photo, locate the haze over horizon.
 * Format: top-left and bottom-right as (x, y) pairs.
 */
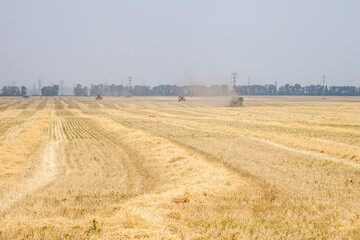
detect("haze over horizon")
(1, 0), (360, 89)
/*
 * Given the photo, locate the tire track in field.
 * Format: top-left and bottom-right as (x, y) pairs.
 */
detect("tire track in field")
(0, 140), (59, 212)
(1, 103), (63, 213)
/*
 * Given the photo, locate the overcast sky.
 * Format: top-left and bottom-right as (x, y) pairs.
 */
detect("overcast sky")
(1, 0), (360, 88)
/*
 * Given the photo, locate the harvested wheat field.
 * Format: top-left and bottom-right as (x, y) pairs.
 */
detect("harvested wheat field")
(1, 96), (360, 239)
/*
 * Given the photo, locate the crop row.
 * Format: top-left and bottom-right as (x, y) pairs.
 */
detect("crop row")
(0, 116), (36, 141)
(47, 117), (107, 140)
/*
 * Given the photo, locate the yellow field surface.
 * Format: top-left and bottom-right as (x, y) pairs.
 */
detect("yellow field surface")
(1, 96), (360, 239)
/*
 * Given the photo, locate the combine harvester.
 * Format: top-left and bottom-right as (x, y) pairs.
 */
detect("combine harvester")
(96, 94), (103, 100)
(178, 96), (186, 101)
(230, 96), (244, 107)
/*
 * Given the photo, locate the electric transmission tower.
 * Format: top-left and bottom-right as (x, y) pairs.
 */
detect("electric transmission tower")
(38, 78), (42, 95)
(60, 80), (64, 96)
(231, 72), (239, 88)
(322, 74), (326, 99)
(127, 76), (133, 97)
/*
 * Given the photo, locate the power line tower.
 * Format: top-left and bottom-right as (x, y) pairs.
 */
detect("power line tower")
(127, 76), (133, 97)
(231, 72), (239, 88)
(38, 78), (42, 95)
(322, 74), (326, 100)
(247, 76), (250, 98)
(190, 77), (193, 97)
(60, 80), (64, 96)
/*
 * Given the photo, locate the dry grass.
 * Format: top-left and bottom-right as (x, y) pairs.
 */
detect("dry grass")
(1, 96), (360, 239)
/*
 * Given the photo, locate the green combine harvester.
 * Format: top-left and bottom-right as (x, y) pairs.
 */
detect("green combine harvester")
(230, 96), (244, 107)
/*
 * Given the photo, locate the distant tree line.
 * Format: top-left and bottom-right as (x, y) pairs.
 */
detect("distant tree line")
(1, 83), (359, 97)
(235, 84), (360, 96)
(41, 85), (59, 96)
(1, 86), (27, 96)
(73, 83), (360, 96)
(0, 85), (60, 96)
(74, 84), (231, 96)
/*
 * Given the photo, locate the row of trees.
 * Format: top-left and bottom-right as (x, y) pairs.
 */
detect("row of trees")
(2, 83), (359, 97)
(41, 85), (59, 96)
(235, 84), (360, 96)
(1, 85), (60, 96)
(1, 86), (27, 96)
(73, 83), (360, 96)
(74, 84), (231, 96)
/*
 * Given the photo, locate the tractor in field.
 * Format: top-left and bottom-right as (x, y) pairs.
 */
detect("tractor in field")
(96, 95), (103, 100)
(178, 96), (186, 101)
(230, 96), (244, 107)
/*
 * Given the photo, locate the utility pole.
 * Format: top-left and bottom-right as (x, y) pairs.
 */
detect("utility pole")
(33, 82), (36, 94)
(247, 76), (250, 98)
(60, 80), (64, 96)
(322, 74), (325, 99)
(231, 72), (239, 88)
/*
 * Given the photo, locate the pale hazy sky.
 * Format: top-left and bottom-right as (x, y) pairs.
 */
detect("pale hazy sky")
(1, 0), (359, 88)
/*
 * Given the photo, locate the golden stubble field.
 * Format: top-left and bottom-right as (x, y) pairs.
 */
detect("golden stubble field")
(0, 96), (360, 239)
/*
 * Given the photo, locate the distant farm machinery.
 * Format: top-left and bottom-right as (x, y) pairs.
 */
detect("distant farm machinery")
(230, 96), (244, 107)
(178, 96), (186, 101)
(96, 95), (103, 100)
